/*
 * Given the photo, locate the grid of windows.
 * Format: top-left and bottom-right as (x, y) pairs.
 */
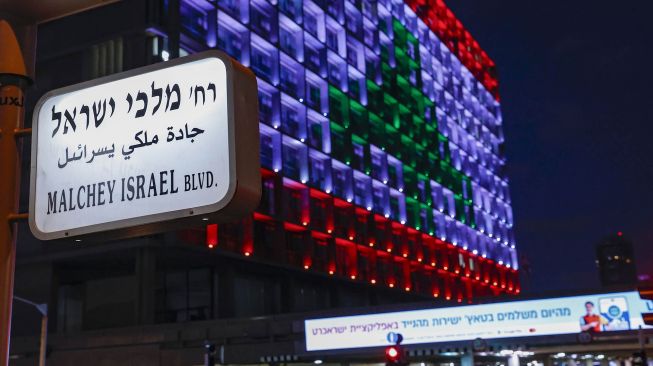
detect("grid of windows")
(177, 0), (519, 301)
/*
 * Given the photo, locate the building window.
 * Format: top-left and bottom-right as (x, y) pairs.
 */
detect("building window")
(159, 268), (211, 323)
(83, 37), (123, 79)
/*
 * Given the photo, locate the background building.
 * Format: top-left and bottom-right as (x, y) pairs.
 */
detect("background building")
(10, 0), (518, 364)
(596, 232), (638, 287)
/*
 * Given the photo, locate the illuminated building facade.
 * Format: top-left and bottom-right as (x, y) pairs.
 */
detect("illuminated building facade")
(192, 0), (519, 302)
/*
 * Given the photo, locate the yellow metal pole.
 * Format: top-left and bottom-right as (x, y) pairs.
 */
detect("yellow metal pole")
(0, 19), (30, 366)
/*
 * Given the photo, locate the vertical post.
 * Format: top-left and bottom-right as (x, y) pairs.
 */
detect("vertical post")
(204, 341), (216, 366)
(38, 313), (47, 366)
(0, 19), (30, 366)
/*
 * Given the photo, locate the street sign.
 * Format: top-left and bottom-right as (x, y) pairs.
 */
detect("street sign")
(29, 51), (260, 240)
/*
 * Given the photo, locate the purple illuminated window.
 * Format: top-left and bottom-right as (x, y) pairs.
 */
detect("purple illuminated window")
(348, 67), (366, 105)
(306, 109), (330, 153)
(390, 189), (406, 223)
(332, 160), (353, 201)
(250, 33), (279, 85)
(309, 149), (332, 192)
(305, 71), (328, 115)
(353, 171), (372, 209)
(303, 0), (325, 42)
(365, 48), (381, 84)
(325, 16), (346, 58)
(260, 124), (282, 172)
(344, 1), (362, 38)
(279, 14), (304, 61)
(282, 136), (308, 183)
(278, 0), (302, 24)
(387, 155), (403, 190)
(279, 54), (305, 99)
(304, 32), (327, 77)
(363, 18), (379, 53)
(372, 180), (389, 216)
(370, 145), (387, 183)
(280, 93), (307, 140)
(326, 0), (344, 25)
(180, 0), (215, 45)
(361, 0), (377, 22)
(257, 79), (280, 127)
(250, 0), (278, 43)
(346, 37), (365, 73)
(218, 0), (249, 23)
(327, 51), (348, 92)
(217, 12), (250, 65)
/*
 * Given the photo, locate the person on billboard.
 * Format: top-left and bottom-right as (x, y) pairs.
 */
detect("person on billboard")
(580, 301), (607, 332)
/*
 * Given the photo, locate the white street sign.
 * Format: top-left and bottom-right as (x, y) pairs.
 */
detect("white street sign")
(29, 51), (260, 240)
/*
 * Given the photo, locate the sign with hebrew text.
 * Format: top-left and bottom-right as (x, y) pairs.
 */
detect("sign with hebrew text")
(30, 51), (260, 240)
(305, 291), (653, 351)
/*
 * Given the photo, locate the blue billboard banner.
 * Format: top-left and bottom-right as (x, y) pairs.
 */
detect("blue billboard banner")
(304, 291), (653, 351)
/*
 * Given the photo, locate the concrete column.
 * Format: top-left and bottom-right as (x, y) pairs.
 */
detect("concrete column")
(507, 354), (519, 366)
(461, 352), (474, 366)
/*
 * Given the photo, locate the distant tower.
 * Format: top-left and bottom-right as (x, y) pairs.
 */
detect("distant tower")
(596, 232), (638, 287)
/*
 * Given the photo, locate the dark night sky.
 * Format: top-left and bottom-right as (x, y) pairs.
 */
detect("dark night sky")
(445, 1), (653, 293)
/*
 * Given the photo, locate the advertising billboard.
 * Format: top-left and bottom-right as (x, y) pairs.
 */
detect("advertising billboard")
(29, 51), (260, 240)
(305, 291), (653, 351)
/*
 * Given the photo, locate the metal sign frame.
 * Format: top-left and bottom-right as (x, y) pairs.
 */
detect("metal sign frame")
(29, 50), (260, 240)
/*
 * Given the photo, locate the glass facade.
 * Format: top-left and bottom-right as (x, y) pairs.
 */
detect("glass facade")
(176, 0), (518, 302)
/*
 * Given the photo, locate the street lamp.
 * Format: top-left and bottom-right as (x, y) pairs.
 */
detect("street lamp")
(13, 296), (47, 366)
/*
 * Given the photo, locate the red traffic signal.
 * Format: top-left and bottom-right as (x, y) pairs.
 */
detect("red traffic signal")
(386, 346), (400, 360)
(638, 287), (653, 326)
(385, 345), (405, 365)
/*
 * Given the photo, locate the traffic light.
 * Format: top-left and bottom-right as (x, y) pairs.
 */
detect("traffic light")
(385, 345), (404, 366)
(385, 333), (405, 366)
(386, 345), (400, 361)
(638, 287), (653, 326)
